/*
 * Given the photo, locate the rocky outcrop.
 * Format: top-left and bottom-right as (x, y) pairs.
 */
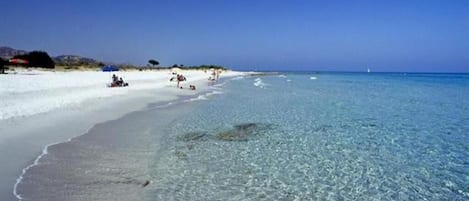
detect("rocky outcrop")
(54, 55), (101, 66)
(0, 46), (28, 59)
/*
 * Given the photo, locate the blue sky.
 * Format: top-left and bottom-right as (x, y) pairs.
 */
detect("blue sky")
(1, 0), (468, 72)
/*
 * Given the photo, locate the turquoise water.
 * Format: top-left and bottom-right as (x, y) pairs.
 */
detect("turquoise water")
(148, 73), (469, 200)
(16, 72), (469, 201)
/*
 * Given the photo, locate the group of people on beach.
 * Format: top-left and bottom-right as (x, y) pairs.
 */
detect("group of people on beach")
(110, 74), (128, 87)
(108, 69), (224, 90)
(170, 69), (223, 90)
(169, 73), (199, 90)
(208, 69), (222, 81)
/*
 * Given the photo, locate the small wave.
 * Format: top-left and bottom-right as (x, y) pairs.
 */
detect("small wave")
(185, 95), (208, 102)
(212, 83), (226, 88)
(209, 86), (222, 90)
(230, 76), (244, 80)
(278, 74), (287, 78)
(184, 90), (223, 103)
(310, 76), (317, 80)
(154, 102), (174, 109)
(253, 78), (268, 88)
(207, 91), (223, 96)
(286, 79), (292, 82)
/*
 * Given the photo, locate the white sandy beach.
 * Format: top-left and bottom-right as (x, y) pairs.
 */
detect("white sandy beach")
(0, 69), (244, 200)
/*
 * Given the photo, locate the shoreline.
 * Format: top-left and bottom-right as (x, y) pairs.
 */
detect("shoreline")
(13, 91), (210, 200)
(0, 70), (245, 200)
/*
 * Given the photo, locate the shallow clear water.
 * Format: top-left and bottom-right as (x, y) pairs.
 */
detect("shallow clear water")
(17, 73), (469, 201)
(147, 73), (469, 200)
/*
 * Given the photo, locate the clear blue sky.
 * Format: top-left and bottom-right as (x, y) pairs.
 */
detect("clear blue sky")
(1, 0), (468, 72)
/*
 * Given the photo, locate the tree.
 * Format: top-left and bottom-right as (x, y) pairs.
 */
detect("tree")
(0, 58), (5, 74)
(148, 59), (159, 67)
(172, 64), (179, 68)
(13, 51), (55, 68)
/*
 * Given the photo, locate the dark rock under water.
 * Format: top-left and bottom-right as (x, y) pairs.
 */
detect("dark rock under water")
(175, 123), (274, 144)
(217, 123), (272, 141)
(176, 131), (208, 142)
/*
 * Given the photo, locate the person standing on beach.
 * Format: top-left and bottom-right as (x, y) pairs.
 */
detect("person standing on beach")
(0, 58), (5, 74)
(216, 69), (221, 80)
(177, 74), (186, 88)
(211, 70), (216, 81)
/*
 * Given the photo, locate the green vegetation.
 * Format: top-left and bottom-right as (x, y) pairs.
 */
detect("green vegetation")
(2, 50), (231, 71)
(54, 55), (102, 68)
(169, 64), (228, 70)
(148, 59), (159, 67)
(12, 51), (55, 68)
(55, 61), (95, 67)
(117, 63), (140, 71)
(191, 65), (228, 70)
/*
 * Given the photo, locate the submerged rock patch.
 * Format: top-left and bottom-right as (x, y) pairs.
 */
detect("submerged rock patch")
(177, 131), (208, 142)
(175, 123), (274, 144)
(217, 123), (273, 141)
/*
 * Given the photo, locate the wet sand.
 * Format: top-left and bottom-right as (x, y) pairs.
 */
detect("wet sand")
(15, 98), (202, 201)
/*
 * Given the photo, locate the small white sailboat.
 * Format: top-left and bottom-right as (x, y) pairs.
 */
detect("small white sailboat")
(367, 68), (371, 73)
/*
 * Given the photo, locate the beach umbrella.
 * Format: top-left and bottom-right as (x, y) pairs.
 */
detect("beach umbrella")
(101, 65), (119, 85)
(9, 58), (29, 64)
(101, 65), (119, 72)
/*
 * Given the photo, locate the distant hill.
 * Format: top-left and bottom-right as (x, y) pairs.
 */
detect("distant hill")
(1, 46), (103, 66)
(0, 46), (28, 59)
(53, 55), (102, 66)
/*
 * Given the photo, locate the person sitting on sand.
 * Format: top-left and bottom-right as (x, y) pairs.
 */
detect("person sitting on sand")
(109, 74), (119, 87)
(112, 74), (118, 83)
(119, 77), (129, 87)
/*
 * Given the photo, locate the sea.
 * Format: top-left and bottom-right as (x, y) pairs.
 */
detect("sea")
(15, 72), (469, 201)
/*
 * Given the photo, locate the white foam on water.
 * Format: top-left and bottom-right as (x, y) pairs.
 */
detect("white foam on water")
(253, 78), (268, 88)
(184, 90), (224, 103)
(213, 82), (226, 87)
(310, 76), (317, 80)
(278, 74), (287, 78)
(185, 95), (208, 102)
(13, 129), (88, 200)
(207, 90), (224, 96)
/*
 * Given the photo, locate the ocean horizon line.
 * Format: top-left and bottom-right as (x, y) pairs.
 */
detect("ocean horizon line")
(245, 70), (469, 74)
